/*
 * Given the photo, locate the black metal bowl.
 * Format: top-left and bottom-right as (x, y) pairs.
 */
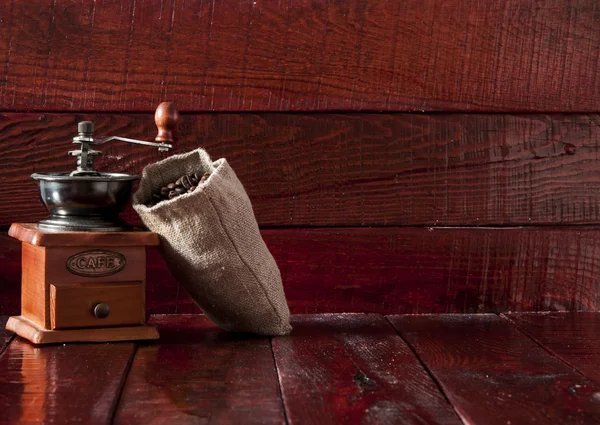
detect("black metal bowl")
(32, 172), (139, 232)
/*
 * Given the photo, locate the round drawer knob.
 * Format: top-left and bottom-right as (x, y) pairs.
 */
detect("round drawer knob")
(93, 303), (111, 319)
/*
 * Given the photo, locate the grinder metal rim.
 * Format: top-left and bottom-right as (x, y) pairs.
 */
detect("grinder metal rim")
(32, 172), (140, 182)
(34, 173), (139, 232)
(32, 102), (178, 232)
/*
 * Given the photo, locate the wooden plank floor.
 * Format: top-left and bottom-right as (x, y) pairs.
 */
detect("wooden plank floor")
(2, 313), (600, 424)
(504, 312), (600, 385)
(114, 315), (285, 425)
(272, 314), (462, 425)
(388, 314), (600, 425)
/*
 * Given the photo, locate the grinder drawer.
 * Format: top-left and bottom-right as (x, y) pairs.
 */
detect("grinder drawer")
(50, 282), (144, 329)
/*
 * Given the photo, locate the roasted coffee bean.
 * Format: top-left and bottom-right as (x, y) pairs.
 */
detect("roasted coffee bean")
(147, 171), (213, 206)
(181, 175), (192, 189)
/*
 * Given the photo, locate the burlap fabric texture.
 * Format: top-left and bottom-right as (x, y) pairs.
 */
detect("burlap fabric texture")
(133, 148), (292, 336)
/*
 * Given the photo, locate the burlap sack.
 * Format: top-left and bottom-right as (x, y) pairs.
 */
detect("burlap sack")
(132, 148), (291, 336)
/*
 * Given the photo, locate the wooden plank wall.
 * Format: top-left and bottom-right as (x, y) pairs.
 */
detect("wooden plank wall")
(1, 0), (599, 315)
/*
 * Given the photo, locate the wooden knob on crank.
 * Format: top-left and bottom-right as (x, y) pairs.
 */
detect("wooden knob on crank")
(155, 102), (179, 143)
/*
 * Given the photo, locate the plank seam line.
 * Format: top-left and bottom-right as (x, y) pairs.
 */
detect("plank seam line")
(6, 225), (600, 233)
(0, 334), (15, 358)
(383, 316), (468, 425)
(0, 110), (598, 115)
(257, 225), (600, 230)
(109, 343), (138, 425)
(498, 313), (595, 384)
(270, 337), (291, 425)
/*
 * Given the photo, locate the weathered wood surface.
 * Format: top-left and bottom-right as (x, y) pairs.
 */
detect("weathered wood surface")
(0, 338), (135, 424)
(8, 223), (159, 246)
(2, 314), (600, 423)
(389, 314), (600, 425)
(272, 313), (462, 425)
(0, 234), (21, 315)
(1, 1), (598, 112)
(114, 315), (285, 425)
(153, 227), (600, 314)
(2, 113), (600, 227)
(0, 316), (13, 355)
(4, 227), (600, 316)
(505, 312), (600, 385)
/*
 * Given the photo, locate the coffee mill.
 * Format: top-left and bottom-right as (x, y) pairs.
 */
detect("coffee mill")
(6, 102), (179, 344)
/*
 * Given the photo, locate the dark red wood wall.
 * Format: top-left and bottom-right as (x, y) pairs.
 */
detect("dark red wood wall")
(1, 0), (599, 315)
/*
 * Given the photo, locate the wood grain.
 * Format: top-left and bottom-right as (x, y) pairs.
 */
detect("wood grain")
(272, 313), (462, 425)
(50, 282), (143, 329)
(505, 312), (600, 385)
(44, 245), (146, 285)
(0, 338), (134, 424)
(0, 316), (13, 355)
(114, 315), (285, 425)
(0, 234), (21, 315)
(21, 243), (47, 328)
(1, 1), (598, 112)
(5, 226), (600, 316)
(9, 223), (159, 246)
(5, 315), (158, 345)
(2, 113), (600, 227)
(388, 314), (600, 425)
(263, 227), (600, 314)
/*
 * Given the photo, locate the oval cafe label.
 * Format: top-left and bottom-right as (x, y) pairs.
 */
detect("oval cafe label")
(66, 250), (126, 277)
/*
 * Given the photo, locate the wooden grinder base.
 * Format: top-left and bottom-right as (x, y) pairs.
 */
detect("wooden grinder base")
(7, 223), (160, 344)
